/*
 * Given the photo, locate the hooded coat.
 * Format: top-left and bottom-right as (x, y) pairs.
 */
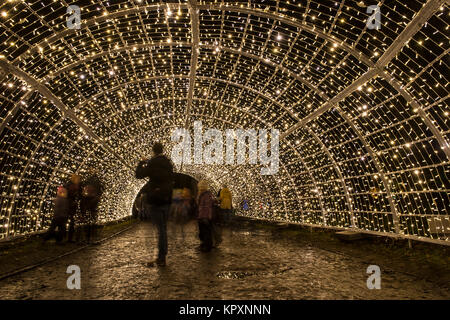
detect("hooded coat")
(136, 154), (174, 205)
(219, 187), (232, 210)
(197, 190), (215, 220)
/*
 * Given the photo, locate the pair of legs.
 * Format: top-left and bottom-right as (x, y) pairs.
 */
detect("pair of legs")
(43, 217), (68, 242)
(67, 203), (77, 242)
(81, 213), (98, 243)
(75, 198), (99, 243)
(198, 219), (222, 252)
(148, 204), (170, 266)
(198, 219), (213, 252)
(220, 208), (232, 224)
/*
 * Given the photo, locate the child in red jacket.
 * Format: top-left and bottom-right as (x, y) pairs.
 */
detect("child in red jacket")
(43, 186), (70, 243)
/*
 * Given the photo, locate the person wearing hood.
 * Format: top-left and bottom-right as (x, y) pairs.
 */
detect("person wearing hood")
(196, 180), (218, 252)
(219, 185), (233, 224)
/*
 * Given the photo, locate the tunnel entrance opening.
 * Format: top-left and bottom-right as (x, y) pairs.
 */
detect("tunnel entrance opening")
(131, 173), (198, 219)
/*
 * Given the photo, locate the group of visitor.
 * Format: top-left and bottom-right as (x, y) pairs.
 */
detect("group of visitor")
(45, 141), (233, 265)
(135, 142), (233, 267)
(44, 168), (104, 244)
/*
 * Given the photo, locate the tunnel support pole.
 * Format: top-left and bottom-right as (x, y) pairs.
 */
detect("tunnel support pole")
(180, 0), (200, 173)
(184, 0), (200, 131)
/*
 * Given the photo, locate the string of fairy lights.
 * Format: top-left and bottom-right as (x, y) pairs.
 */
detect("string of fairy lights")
(0, 0), (448, 244)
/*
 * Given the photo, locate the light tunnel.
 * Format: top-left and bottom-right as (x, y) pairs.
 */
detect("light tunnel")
(0, 0), (449, 244)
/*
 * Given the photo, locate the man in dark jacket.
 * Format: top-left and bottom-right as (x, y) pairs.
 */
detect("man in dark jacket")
(136, 142), (174, 267)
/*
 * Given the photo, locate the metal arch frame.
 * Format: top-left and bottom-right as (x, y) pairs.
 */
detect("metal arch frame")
(185, 0), (200, 129)
(92, 99), (343, 222)
(334, 105), (400, 233)
(104, 101), (319, 218)
(23, 41), (403, 229)
(103, 114), (301, 210)
(282, 0), (450, 160)
(283, 139), (327, 224)
(23, 47), (431, 234)
(93, 98), (270, 139)
(26, 40), (423, 229)
(305, 127), (355, 228)
(9, 3), (371, 68)
(0, 0), (447, 240)
(35, 43), (327, 117)
(0, 60), (131, 169)
(10, 2), (444, 164)
(7, 0), (446, 151)
(4, 111), (118, 237)
(61, 74), (298, 128)
(4, 116), (64, 237)
(28, 40), (380, 225)
(109, 124), (279, 215)
(87, 75), (352, 223)
(0, 90), (34, 135)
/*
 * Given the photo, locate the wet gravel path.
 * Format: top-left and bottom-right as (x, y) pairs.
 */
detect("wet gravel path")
(0, 222), (448, 300)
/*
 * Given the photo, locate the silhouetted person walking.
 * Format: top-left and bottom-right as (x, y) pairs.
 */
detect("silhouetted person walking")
(197, 180), (218, 252)
(136, 142), (174, 267)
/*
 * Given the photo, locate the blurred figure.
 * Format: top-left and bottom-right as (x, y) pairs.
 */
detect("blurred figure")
(197, 180), (219, 252)
(80, 168), (104, 244)
(241, 199), (250, 211)
(66, 174), (82, 243)
(136, 142), (174, 267)
(169, 188), (183, 222)
(219, 185), (233, 224)
(134, 193), (147, 221)
(181, 188), (193, 223)
(43, 186), (70, 243)
(169, 188), (191, 241)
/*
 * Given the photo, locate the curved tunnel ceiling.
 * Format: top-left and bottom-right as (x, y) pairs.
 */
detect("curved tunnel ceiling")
(0, 0), (449, 244)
